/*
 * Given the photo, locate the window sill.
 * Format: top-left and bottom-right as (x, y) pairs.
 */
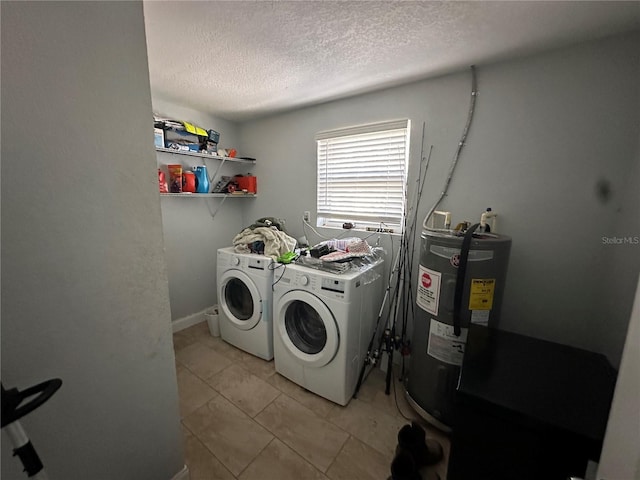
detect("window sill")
(315, 223), (403, 237)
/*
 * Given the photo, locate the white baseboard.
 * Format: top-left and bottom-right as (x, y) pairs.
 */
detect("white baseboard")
(172, 306), (215, 333)
(170, 465), (190, 480)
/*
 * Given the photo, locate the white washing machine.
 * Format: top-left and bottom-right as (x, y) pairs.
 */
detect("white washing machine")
(272, 259), (384, 405)
(217, 247), (274, 360)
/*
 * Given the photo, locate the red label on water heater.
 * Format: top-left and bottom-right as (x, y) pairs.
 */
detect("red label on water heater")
(417, 266), (441, 315)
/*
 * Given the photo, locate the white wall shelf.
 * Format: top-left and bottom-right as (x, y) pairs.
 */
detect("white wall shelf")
(155, 146), (256, 164)
(157, 145), (257, 220)
(160, 193), (256, 198)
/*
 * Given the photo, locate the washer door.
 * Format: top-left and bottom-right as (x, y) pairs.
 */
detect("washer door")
(275, 290), (339, 368)
(219, 270), (262, 331)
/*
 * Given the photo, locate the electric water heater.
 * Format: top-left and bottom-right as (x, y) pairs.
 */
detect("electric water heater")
(406, 228), (511, 430)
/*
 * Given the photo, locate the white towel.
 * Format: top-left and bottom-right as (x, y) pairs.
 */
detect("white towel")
(232, 226), (297, 260)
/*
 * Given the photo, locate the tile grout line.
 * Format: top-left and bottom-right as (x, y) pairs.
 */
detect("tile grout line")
(323, 399), (405, 460)
(233, 436), (277, 479)
(181, 420), (237, 480)
(204, 361), (283, 418)
(322, 433), (352, 478)
(248, 387), (281, 419)
(183, 397), (271, 479)
(247, 393), (323, 473)
(252, 392), (351, 475)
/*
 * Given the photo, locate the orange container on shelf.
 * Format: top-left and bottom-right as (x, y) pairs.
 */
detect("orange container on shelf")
(168, 164), (182, 193)
(182, 171), (196, 193)
(235, 175), (257, 193)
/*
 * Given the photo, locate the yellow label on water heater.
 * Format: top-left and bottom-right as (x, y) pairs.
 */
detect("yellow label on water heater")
(469, 278), (495, 310)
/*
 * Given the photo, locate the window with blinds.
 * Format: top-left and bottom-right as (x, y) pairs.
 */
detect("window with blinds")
(316, 120), (410, 233)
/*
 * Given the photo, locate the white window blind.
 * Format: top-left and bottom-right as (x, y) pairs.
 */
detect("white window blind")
(316, 120), (410, 232)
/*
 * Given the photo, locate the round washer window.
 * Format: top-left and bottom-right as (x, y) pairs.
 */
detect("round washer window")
(225, 278), (254, 321)
(284, 300), (327, 354)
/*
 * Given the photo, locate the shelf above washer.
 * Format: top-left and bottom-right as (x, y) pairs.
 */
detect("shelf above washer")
(155, 147), (256, 164)
(160, 193), (257, 198)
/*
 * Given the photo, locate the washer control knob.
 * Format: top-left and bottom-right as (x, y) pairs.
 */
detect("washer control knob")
(299, 276), (309, 286)
(232, 257), (240, 266)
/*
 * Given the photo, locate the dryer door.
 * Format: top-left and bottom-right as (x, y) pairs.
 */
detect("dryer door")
(219, 269), (262, 331)
(275, 290), (339, 368)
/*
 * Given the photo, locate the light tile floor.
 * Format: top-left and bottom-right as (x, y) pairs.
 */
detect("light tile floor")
(174, 322), (450, 480)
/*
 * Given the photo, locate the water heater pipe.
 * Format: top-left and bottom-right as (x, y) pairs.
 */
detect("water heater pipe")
(422, 65), (478, 231)
(480, 209), (497, 232)
(428, 211), (452, 230)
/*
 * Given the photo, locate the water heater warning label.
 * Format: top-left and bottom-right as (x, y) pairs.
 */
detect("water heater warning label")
(469, 278), (496, 310)
(427, 319), (468, 366)
(417, 266), (441, 315)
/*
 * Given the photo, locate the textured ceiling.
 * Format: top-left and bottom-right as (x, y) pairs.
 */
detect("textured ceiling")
(143, 1), (640, 122)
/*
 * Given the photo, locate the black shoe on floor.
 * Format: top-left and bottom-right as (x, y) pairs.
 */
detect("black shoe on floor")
(388, 450), (421, 480)
(396, 421), (444, 467)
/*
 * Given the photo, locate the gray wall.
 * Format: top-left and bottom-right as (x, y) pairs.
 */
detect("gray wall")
(151, 98), (248, 321)
(1, 2), (184, 478)
(596, 130), (640, 364)
(239, 31), (640, 367)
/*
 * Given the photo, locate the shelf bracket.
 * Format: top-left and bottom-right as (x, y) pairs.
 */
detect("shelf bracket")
(206, 195), (228, 220)
(209, 158), (227, 184)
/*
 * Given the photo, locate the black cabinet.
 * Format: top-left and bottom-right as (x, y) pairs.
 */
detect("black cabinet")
(447, 325), (617, 480)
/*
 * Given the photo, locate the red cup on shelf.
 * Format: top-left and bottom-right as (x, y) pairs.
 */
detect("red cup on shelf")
(182, 171), (196, 193)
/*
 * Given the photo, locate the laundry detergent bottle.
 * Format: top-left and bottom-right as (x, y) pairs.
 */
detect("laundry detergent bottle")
(193, 166), (209, 193)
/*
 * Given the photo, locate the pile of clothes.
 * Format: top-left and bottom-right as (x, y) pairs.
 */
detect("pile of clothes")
(233, 219), (379, 267)
(310, 237), (373, 262)
(233, 218), (296, 260)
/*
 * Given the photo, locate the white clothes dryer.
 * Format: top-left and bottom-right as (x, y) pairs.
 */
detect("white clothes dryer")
(272, 259), (384, 405)
(217, 247), (275, 360)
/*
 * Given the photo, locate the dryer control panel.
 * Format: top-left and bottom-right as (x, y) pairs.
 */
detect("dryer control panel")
(284, 271), (322, 292)
(282, 270), (351, 300)
(321, 278), (345, 294)
(248, 258), (267, 270)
